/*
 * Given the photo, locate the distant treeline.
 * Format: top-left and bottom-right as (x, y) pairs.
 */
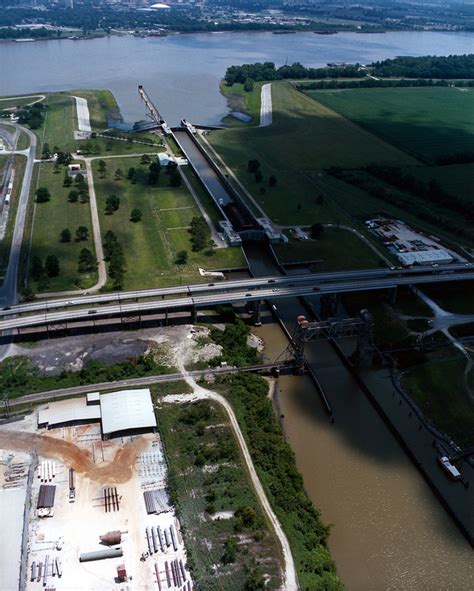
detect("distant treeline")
(330, 167), (474, 243)
(224, 61), (364, 85)
(225, 54), (474, 86)
(298, 78), (474, 90)
(371, 54), (474, 79)
(0, 27), (61, 39)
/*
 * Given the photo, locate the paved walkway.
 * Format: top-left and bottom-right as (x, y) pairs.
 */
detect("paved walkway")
(260, 83), (273, 127)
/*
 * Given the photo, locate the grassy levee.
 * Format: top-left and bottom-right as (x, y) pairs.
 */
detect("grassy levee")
(93, 157), (245, 290)
(403, 356), (474, 448)
(70, 89), (120, 129)
(209, 81), (414, 226)
(305, 87), (474, 163)
(0, 155), (26, 285)
(157, 398), (283, 590)
(220, 81), (263, 126)
(215, 373), (342, 590)
(41, 94), (77, 153)
(28, 162), (97, 292)
(274, 227), (383, 270)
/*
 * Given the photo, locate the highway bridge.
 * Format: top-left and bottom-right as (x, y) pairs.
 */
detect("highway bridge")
(1, 266), (473, 333)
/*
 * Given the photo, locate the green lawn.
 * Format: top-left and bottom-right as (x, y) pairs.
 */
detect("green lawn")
(93, 157), (245, 290)
(16, 131), (30, 150)
(274, 228), (383, 270)
(74, 135), (164, 157)
(220, 81), (263, 126)
(404, 356), (474, 448)
(209, 81), (414, 226)
(69, 89), (120, 129)
(28, 162), (97, 292)
(42, 94), (77, 153)
(0, 155), (26, 285)
(306, 87), (474, 163)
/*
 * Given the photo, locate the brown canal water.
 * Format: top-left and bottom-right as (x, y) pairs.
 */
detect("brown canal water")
(242, 244), (473, 590)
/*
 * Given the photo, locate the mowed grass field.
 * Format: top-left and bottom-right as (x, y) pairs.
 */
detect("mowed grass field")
(220, 81), (263, 126)
(93, 158), (245, 290)
(209, 82), (414, 225)
(274, 227), (382, 270)
(306, 87), (474, 162)
(28, 162), (97, 292)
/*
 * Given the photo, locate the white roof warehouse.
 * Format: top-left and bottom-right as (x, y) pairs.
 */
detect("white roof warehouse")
(38, 388), (156, 439)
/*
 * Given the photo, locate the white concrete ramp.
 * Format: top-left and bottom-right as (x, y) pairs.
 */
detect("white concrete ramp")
(72, 96), (91, 132)
(260, 83), (273, 127)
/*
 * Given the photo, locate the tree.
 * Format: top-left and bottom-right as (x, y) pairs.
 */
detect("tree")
(105, 194), (120, 214)
(78, 248), (97, 273)
(114, 168), (123, 180)
(310, 222), (325, 239)
(60, 228), (71, 242)
(140, 154), (151, 165)
(56, 151), (72, 165)
(74, 173), (85, 186)
(75, 226), (89, 241)
(189, 217), (210, 252)
(169, 169), (182, 187)
(98, 159), (107, 177)
(63, 173), (73, 188)
(255, 170), (263, 183)
(35, 187), (50, 203)
(175, 250), (188, 265)
(247, 159), (260, 173)
(268, 175), (277, 187)
(45, 255), (60, 277)
(222, 536), (238, 565)
(148, 161), (161, 185)
(166, 161), (178, 175)
(31, 256), (44, 281)
(130, 208), (142, 223)
(68, 190), (79, 203)
(127, 167), (136, 180)
(105, 140), (113, 152)
(42, 143), (51, 160)
(244, 77), (254, 92)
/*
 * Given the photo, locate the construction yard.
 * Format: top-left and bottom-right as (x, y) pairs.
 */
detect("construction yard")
(0, 398), (193, 591)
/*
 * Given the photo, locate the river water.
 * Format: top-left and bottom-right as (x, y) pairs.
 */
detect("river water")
(244, 244), (473, 590)
(1, 31), (473, 125)
(2, 29), (473, 587)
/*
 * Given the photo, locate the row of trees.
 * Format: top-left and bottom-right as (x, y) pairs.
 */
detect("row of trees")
(297, 77), (474, 91)
(330, 168), (474, 243)
(59, 226), (89, 242)
(247, 159), (277, 189)
(17, 103), (45, 130)
(224, 61), (365, 85)
(103, 230), (126, 290)
(371, 54), (474, 79)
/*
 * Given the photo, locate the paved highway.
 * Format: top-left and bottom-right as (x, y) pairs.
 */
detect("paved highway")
(0, 123), (37, 306)
(2, 264), (472, 318)
(2, 270), (474, 332)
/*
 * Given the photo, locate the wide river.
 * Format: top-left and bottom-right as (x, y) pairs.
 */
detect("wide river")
(1, 30), (473, 125)
(2, 29), (473, 588)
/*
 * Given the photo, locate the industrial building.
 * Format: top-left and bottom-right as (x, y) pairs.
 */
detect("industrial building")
(38, 388), (157, 439)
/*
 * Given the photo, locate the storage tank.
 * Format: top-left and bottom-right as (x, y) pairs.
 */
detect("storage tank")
(100, 530), (122, 545)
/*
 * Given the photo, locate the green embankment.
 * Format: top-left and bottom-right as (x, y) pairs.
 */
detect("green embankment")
(0, 95), (45, 111)
(216, 373), (342, 590)
(305, 87), (474, 162)
(28, 162), (97, 292)
(220, 81), (263, 126)
(409, 163), (474, 204)
(93, 158), (245, 290)
(209, 81), (414, 226)
(158, 398), (282, 590)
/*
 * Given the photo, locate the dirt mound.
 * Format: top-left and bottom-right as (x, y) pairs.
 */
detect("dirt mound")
(0, 431), (146, 484)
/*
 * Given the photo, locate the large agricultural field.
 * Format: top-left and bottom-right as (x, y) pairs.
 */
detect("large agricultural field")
(305, 87), (474, 163)
(93, 157), (245, 290)
(209, 81), (414, 226)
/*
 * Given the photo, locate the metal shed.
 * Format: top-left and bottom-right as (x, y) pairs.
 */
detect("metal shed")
(99, 389), (157, 437)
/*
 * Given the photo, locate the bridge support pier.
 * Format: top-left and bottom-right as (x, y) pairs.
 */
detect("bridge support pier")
(191, 306), (198, 324)
(253, 300), (262, 326)
(320, 293), (341, 319)
(388, 286), (398, 306)
(353, 309), (376, 368)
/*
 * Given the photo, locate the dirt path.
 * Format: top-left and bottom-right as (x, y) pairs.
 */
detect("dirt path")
(170, 344), (298, 590)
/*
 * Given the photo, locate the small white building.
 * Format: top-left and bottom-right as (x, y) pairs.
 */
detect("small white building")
(158, 152), (187, 167)
(395, 249), (453, 267)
